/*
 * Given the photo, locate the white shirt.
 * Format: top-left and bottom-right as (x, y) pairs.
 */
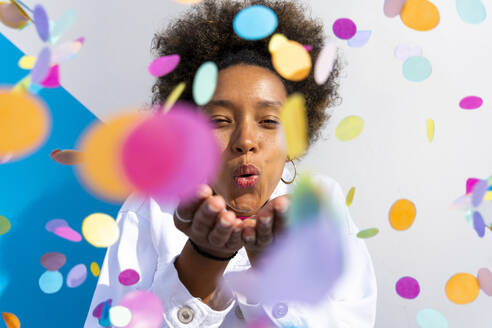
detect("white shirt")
(84, 169), (377, 328)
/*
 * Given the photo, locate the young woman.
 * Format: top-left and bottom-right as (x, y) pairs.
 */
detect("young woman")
(85, 1), (377, 327)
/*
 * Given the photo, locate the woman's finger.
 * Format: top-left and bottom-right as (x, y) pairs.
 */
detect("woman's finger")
(207, 210), (235, 247)
(256, 213), (274, 247)
(190, 195), (226, 240)
(242, 218), (257, 247)
(225, 224), (243, 250)
(174, 184), (213, 227)
(272, 196), (290, 233)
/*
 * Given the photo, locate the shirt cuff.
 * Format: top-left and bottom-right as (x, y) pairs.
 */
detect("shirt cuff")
(150, 256), (235, 328)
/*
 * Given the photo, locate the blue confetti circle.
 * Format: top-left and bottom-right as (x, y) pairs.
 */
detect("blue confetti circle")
(233, 5), (278, 40)
(402, 56), (432, 82)
(39, 270), (63, 294)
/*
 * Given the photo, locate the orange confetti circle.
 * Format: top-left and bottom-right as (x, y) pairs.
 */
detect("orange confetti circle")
(272, 40), (312, 81)
(389, 199), (416, 231)
(77, 112), (146, 202)
(445, 273), (480, 305)
(2, 312), (20, 328)
(400, 0), (440, 31)
(0, 89), (50, 159)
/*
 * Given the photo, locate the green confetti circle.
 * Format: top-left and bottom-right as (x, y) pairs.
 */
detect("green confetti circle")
(0, 215), (11, 235)
(357, 227), (379, 239)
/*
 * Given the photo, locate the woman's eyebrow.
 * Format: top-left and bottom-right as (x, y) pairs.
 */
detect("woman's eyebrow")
(256, 100), (283, 109)
(204, 99), (237, 110)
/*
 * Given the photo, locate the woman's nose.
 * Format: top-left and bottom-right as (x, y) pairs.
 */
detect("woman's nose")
(231, 124), (258, 154)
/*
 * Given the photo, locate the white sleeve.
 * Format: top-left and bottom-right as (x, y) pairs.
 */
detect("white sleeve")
(83, 210), (159, 328)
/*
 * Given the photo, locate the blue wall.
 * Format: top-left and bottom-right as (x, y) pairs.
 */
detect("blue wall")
(0, 33), (120, 327)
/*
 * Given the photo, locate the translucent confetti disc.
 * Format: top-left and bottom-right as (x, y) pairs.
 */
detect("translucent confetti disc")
(31, 46), (51, 85)
(459, 96), (483, 110)
(119, 290), (164, 328)
(394, 43), (423, 61)
(192, 62), (218, 106)
(416, 308), (449, 328)
(456, 0), (486, 24)
(148, 54), (180, 77)
(67, 264), (87, 288)
(272, 40), (312, 81)
(445, 273), (480, 304)
(0, 2), (28, 29)
(77, 112), (145, 202)
(395, 276), (420, 299)
(40, 252), (66, 271)
(33, 4), (50, 42)
(356, 228), (379, 239)
(118, 269), (140, 286)
(82, 213), (120, 248)
(314, 41), (337, 85)
(471, 179), (488, 207)
(279, 94), (308, 159)
(2, 312), (20, 328)
(90, 262), (100, 277)
(389, 199), (416, 231)
(400, 0), (440, 31)
(233, 5), (278, 41)
(384, 0), (407, 17)
(109, 306), (132, 327)
(45, 218), (68, 232)
(402, 56), (432, 82)
(268, 33), (288, 53)
(0, 215), (11, 235)
(52, 38), (84, 63)
(335, 115), (364, 141)
(332, 18), (357, 40)
(346, 187), (355, 206)
(347, 30), (371, 48)
(472, 211), (485, 238)
(426, 118), (434, 142)
(50, 149), (83, 165)
(53, 225), (82, 242)
(477, 268), (492, 296)
(18, 55), (36, 70)
(39, 270), (63, 294)
(50, 9), (77, 44)
(0, 89), (50, 159)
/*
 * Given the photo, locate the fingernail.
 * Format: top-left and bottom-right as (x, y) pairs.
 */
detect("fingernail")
(208, 202), (220, 213)
(245, 235), (255, 243)
(197, 185), (208, 198)
(220, 218), (231, 227)
(260, 215), (272, 225)
(278, 199), (290, 213)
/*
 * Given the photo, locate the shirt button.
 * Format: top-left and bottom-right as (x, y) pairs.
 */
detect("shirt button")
(235, 306), (244, 320)
(177, 306), (194, 324)
(272, 302), (288, 319)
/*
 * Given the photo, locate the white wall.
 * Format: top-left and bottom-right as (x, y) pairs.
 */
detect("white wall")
(2, 0), (491, 326)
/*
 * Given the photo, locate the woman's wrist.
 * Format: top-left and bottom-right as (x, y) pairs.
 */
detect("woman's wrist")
(189, 238), (238, 261)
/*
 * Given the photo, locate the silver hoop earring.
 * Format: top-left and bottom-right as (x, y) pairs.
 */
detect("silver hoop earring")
(281, 159), (297, 184)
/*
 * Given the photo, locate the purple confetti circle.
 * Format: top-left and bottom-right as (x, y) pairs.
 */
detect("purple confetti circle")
(459, 96), (483, 110)
(31, 46), (51, 85)
(118, 268), (140, 286)
(473, 211), (486, 238)
(395, 276), (420, 299)
(332, 18), (357, 40)
(40, 252), (66, 271)
(66, 263), (87, 288)
(93, 299), (112, 319)
(33, 4), (50, 42)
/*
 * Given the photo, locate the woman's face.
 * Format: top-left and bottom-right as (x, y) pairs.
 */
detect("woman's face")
(203, 64), (288, 217)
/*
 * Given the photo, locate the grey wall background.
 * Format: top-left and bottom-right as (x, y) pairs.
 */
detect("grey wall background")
(2, 0), (491, 327)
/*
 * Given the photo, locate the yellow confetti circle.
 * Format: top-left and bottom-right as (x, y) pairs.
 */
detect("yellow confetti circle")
(272, 40), (312, 81)
(280, 93), (308, 158)
(346, 187), (356, 207)
(445, 273), (480, 305)
(82, 213), (120, 248)
(77, 112), (145, 202)
(90, 262), (100, 277)
(335, 115), (364, 141)
(389, 199), (416, 231)
(426, 118), (434, 142)
(0, 90), (50, 158)
(400, 0), (440, 31)
(268, 33), (288, 54)
(18, 55), (36, 69)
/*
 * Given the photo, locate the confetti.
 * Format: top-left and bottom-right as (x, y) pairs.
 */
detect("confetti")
(45, 218), (69, 232)
(118, 269), (140, 286)
(0, 2), (28, 29)
(93, 299), (112, 319)
(192, 61), (218, 106)
(33, 4), (50, 42)
(54, 225), (82, 242)
(389, 199), (416, 231)
(148, 54), (180, 77)
(52, 38), (84, 63)
(66, 263), (87, 288)
(402, 56), (432, 82)
(471, 179), (488, 207)
(99, 299), (111, 327)
(445, 273), (480, 304)
(346, 187), (355, 206)
(119, 290), (164, 328)
(472, 211), (486, 238)
(50, 9), (77, 44)
(18, 55), (36, 70)
(50, 149), (83, 165)
(400, 0), (440, 31)
(416, 308), (449, 328)
(335, 115), (364, 141)
(31, 46), (51, 85)
(39, 270), (63, 294)
(279, 93), (308, 159)
(332, 18), (357, 40)
(459, 96), (483, 110)
(357, 228), (379, 239)
(77, 112), (145, 202)
(163, 82), (186, 113)
(173, 0), (203, 4)
(1, 312), (20, 328)
(121, 104), (220, 203)
(477, 268), (492, 296)
(272, 40), (312, 81)
(394, 43), (423, 61)
(384, 0), (408, 17)
(40, 64), (60, 88)
(396, 276), (420, 299)
(90, 262), (100, 277)
(0, 89), (50, 159)
(109, 306), (132, 327)
(268, 33), (288, 53)
(314, 41), (337, 85)
(456, 0), (486, 24)
(40, 252), (66, 271)
(233, 5), (278, 41)
(82, 213), (119, 248)
(0, 215), (11, 235)
(466, 177), (480, 194)
(426, 118), (434, 142)
(347, 30), (371, 47)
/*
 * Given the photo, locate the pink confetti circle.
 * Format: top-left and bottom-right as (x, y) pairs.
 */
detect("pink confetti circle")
(395, 276), (420, 299)
(148, 54), (180, 77)
(118, 269), (140, 286)
(332, 18), (357, 40)
(119, 290), (164, 328)
(54, 226), (82, 242)
(41, 65), (60, 88)
(459, 96), (483, 110)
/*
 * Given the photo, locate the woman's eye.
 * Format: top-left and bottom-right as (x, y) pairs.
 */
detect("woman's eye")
(262, 119), (280, 125)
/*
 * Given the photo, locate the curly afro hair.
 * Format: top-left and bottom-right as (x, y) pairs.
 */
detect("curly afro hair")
(151, 0), (342, 150)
